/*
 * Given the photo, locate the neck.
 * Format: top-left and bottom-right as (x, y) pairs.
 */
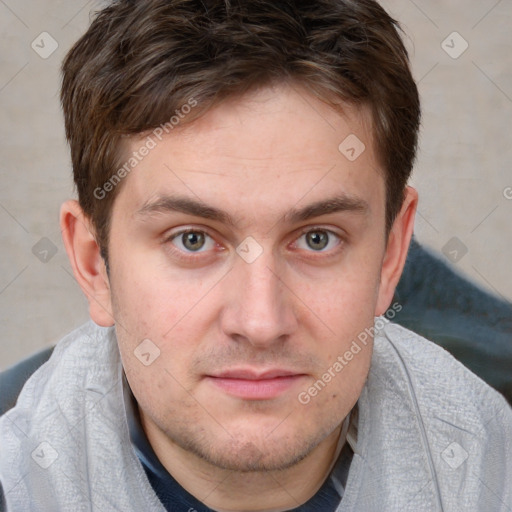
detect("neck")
(140, 413), (347, 511)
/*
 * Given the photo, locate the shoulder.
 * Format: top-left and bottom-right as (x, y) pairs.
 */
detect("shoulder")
(0, 345), (55, 417)
(374, 320), (512, 434)
(360, 321), (512, 507)
(0, 321), (113, 419)
(0, 345), (57, 511)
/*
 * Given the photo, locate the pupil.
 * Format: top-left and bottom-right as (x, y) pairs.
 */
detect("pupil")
(184, 232), (204, 251)
(307, 231), (328, 250)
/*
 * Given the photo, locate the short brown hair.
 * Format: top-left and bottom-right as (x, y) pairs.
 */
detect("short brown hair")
(61, 0), (421, 262)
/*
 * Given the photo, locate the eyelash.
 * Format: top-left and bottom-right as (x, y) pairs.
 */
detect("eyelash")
(164, 226), (344, 262)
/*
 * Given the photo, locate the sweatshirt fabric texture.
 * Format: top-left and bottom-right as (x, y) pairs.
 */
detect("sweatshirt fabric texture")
(0, 319), (511, 511)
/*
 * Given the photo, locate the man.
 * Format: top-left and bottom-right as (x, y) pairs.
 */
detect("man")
(1, 0), (511, 510)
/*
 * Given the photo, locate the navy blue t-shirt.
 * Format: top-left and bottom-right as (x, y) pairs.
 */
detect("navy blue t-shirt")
(123, 375), (353, 512)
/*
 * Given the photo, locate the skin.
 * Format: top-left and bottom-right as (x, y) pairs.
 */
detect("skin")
(61, 82), (417, 511)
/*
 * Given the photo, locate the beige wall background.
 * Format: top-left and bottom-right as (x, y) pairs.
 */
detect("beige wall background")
(1, 0), (511, 370)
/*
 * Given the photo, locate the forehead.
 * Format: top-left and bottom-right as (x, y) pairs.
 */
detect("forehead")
(113, 83), (384, 227)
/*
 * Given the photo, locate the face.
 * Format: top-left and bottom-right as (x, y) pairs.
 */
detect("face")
(97, 84), (400, 472)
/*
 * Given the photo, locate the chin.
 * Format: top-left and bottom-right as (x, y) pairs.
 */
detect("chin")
(202, 442), (309, 472)
(176, 423), (327, 472)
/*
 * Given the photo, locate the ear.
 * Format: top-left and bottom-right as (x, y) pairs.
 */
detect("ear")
(375, 186), (418, 316)
(60, 200), (115, 327)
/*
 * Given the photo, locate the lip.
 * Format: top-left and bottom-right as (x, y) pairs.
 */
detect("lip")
(212, 368), (301, 380)
(205, 368), (306, 400)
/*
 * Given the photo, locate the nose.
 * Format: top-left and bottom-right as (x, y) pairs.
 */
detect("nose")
(219, 248), (298, 349)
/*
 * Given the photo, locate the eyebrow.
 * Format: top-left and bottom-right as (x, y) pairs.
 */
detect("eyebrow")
(135, 193), (369, 227)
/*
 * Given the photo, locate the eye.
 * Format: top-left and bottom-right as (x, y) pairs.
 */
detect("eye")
(169, 229), (216, 253)
(294, 228), (342, 253)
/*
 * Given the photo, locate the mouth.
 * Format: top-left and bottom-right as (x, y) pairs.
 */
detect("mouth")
(204, 368), (307, 400)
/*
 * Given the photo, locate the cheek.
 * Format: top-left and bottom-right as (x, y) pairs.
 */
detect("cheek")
(109, 268), (204, 401)
(110, 256), (202, 338)
(299, 261), (380, 323)
(294, 260), (380, 372)
(295, 341), (372, 431)
(125, 360), (197, 431)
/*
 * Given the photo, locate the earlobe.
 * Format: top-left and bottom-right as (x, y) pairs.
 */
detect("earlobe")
(375, 186), (418, 317)
(60, 200), (115, 327)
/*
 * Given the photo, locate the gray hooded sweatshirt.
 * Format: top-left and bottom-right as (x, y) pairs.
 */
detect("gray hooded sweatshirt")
(0, 320), (511, 511)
